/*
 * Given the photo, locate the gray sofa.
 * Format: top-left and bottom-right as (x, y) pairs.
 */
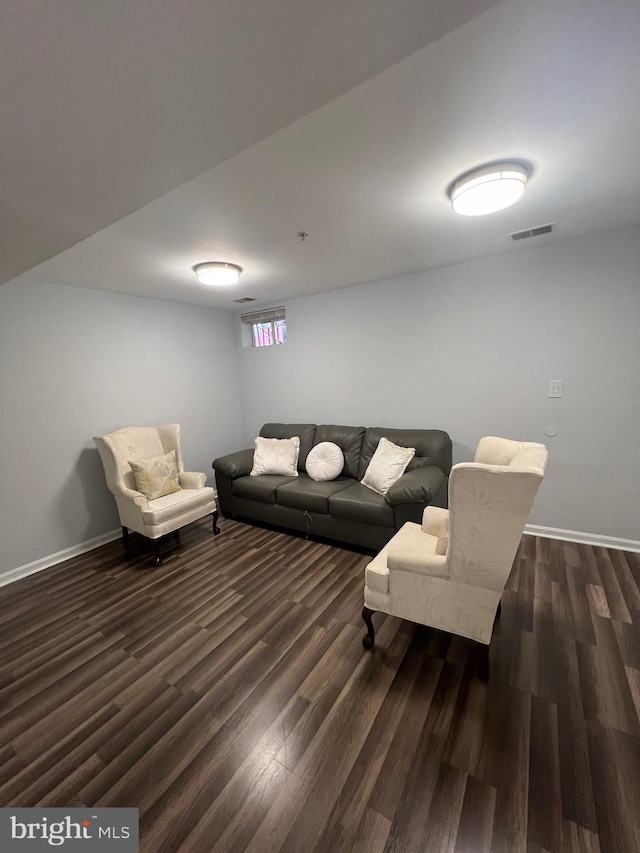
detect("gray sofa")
(212, 423), (452, 550)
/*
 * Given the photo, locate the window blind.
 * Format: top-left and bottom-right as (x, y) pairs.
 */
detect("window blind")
(240, 306), (285, 325)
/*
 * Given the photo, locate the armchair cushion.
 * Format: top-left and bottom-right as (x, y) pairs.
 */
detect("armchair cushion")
(129, 449), (182, 500)
(361, 437), (415, 495)
(142, 487), (216, 525)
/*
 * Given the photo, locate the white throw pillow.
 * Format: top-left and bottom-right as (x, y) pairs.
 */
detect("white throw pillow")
(306, 442), (344, 481)
(129, 449), (182, 500)
(250, 436), (300, 476)
(361, 436), (415, 495)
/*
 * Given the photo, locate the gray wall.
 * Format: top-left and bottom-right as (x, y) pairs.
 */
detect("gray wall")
(2, 225), (637, 575)
(0, 278), (243, 573)
(237, 225), (640, 542)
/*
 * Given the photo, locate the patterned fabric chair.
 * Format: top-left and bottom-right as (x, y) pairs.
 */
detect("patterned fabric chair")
(94, 424), (219, 566)
(362, 436), (548, 678)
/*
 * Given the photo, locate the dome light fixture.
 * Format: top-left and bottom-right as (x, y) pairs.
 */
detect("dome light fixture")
(449, 162), (529, 216)
(193, 261), (242, 286)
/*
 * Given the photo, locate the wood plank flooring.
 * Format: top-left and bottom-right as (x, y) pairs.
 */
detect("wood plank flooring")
(1, 519), (639, 852)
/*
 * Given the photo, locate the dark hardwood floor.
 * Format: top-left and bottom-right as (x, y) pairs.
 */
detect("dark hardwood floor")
(1, 519), (639, 853)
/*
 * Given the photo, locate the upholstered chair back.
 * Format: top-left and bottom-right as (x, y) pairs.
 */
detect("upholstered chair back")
(94, 424), (184, 497)
(446, 436), (548, 592)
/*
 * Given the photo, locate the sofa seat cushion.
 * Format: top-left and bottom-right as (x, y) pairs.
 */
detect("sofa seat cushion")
(143, 487), (216, 525)
(233, 474), (297, 504)
(276, 477), (353, 513)
(329, 482), (395, 527)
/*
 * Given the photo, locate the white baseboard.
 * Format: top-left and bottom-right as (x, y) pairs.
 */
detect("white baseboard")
(525, 524), (640, 553)
(0, 529), (121, 588)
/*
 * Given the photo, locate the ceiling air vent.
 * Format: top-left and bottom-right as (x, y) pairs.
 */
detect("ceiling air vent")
(233, 297), (257, 303)
(509, 223), (554, 241)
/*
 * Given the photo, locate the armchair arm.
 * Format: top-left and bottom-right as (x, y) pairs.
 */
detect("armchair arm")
(421, 505), (449, 537)
(212, 449), (254, 479)
(385, 465), (445, 506)
(119, 488), (149, 509)
(179, 471), (207, 489)
(387, 549), (448, 579)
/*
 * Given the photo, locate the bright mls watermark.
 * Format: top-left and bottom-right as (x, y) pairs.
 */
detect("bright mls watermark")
(0, 809), (138, 851)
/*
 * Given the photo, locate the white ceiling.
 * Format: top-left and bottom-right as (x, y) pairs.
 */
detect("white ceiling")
(5, 0), (640, 310)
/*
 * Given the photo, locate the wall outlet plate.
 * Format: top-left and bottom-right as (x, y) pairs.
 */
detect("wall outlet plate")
(549, 379), (563, 398)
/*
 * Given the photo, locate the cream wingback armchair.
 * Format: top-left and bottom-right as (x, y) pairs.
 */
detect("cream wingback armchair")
(362, 436), (548, 678)
(94, 424), (219, 566)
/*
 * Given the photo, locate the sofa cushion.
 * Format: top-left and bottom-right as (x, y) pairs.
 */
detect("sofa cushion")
(276, 477), (353, 513)
(260, 423), (317, 471)
(250, 436), (300, 476)
(305, 442), (344, 481)
(314, 425), (365, 479)
(361, 436), (415, 495)
(358, 427), (452, 480)
(233, 474), (297, 504)
(329, 482), (395, 527)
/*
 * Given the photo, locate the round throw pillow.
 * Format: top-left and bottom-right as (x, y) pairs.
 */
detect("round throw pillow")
(306, 442), (344, 481)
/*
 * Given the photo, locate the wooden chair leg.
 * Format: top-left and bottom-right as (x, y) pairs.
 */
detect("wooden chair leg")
(477, 642), (490, 681)
(362, 606), (376, 650)
(212, 510), (220, 535)
(476, 603), (501, 680)
(152, 539), (162, 567)
(122, 526), (130, 549)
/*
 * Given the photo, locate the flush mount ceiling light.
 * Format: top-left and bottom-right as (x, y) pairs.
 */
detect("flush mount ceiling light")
(193, 262), (242, 286)
(449, 162), (529, 216)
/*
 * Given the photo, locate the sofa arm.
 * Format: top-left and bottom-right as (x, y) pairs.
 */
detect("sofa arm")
(179, 471), (207, 489)
(212, 449), (254, 479)
(385, 466), (445, 506)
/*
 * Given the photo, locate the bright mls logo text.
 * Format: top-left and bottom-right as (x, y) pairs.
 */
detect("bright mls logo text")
(2, 809), (139, 850)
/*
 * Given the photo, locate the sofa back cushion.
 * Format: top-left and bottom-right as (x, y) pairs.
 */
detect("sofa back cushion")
(260, 423), (317, 471)
(314, 425), (365, 479)
(357, 427), (452, 480)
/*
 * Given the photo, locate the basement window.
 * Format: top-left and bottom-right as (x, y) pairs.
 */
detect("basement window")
(241, 306), (287, 347)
